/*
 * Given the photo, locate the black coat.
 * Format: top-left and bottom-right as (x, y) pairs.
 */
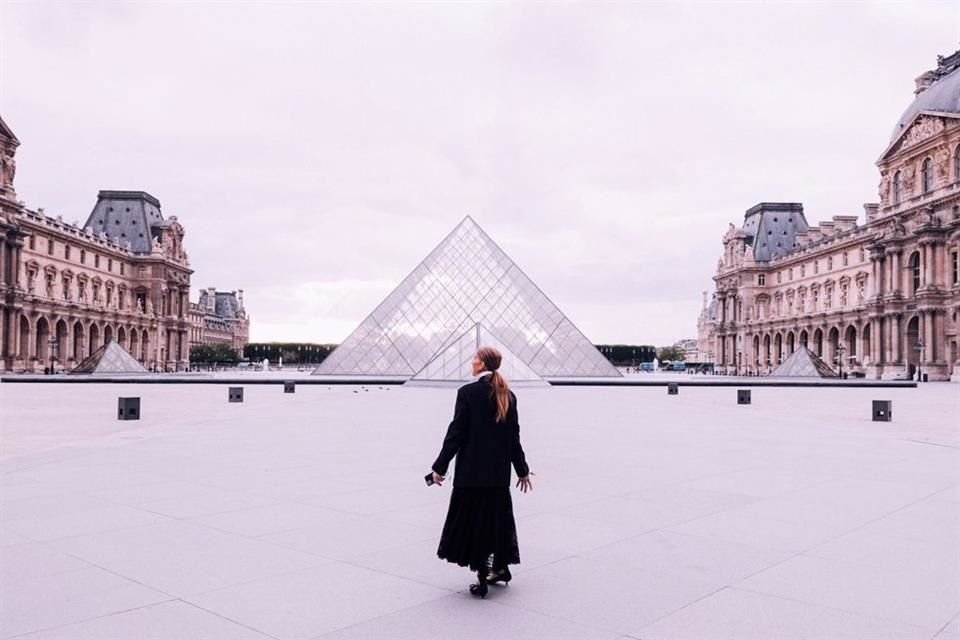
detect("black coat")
(431, 376), (529, 487)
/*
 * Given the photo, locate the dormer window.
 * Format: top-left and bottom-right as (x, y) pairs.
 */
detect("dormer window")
(922, 158), (933, 194)
(893, 170), (902, 204)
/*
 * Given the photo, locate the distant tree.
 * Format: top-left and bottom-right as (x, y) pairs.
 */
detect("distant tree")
(244, 343), (335, 364)
(595, 344), (657, 365)
(190, 344), (239, 364)
(189, 345), (215, 363)
(657, 345), (686, 362)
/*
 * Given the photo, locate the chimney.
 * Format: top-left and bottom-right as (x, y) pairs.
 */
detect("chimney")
(237, 289), (244, 308)
(863, 203), (880, 223)
(206, 287), (216, 313)
(915, 70), (936, 96)
(702, 290), (707, 310)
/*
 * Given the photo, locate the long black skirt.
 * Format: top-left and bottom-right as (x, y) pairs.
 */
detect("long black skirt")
(437, 487), (520, 573)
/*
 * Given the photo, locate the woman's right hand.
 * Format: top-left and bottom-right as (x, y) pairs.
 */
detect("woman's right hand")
(516, 472), (534, 493)
(432, 472), (444, 486)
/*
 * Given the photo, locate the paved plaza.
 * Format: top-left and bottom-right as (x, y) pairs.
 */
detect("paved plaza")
(1, 378), (958, 639)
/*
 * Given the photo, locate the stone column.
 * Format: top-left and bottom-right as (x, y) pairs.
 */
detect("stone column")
(11, 311), (21, 359)
(891, 314), (900, 364)
(926, 310), (936, 363)
(880, 317), (889, 364)
(933, 309), (945, 362)
(855, 321), (864, 364)
(892, 251), (901, 294)
(63, 323), (73, 367)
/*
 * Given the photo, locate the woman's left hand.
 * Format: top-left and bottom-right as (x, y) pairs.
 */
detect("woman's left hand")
(516, 472), (534, 493)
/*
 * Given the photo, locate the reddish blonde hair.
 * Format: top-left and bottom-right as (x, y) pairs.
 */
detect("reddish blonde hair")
(476, 346), (510, 422)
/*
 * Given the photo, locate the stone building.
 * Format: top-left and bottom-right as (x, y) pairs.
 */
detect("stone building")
(699, 51), (960, 380)
(0, 116), (193, 373)
(188, 288), (249, 357)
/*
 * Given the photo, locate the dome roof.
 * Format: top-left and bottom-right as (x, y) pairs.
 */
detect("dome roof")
(890, 56), (960, 144)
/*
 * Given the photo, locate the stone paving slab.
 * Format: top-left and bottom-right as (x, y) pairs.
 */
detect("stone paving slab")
(1, 381), (958, 639)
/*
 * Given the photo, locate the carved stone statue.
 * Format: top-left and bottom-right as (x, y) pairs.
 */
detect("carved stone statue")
(935, 146), (951, 178)
(878, 173), (890, 202)
(891, 216), (906, 236)
(1, 151), (15, 188)
(923, 206), (939, 227)
(137, 298), (144, 314)
(902, 165), (916, 193)
(146, 298), (154, 315)
(26, 271), (36, 293)
(45, 275), (54, 298)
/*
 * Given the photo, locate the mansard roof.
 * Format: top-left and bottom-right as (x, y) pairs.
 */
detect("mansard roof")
(889, 51), (960, 145)
(83, 191), (166, 254)
(198, 290), (244, 319)
(740, 203), (809, 262)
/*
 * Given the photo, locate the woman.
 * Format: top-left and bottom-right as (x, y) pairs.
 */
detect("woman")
(430, 346), (533, 598)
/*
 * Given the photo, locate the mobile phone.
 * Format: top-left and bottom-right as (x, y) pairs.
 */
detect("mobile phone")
(424, 472), (435, 486)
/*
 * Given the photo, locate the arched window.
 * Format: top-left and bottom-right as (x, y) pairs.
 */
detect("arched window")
(922, 158), (933, 193)
(893, 170), (902, 204)
(955, 145), (960, 182)
(909, 251), (921, 292)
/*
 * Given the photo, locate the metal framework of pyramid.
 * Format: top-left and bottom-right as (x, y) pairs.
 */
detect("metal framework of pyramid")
(314, 216), (620, 381)
(70, 338), (149, 375)
(769, 345), (838, 378)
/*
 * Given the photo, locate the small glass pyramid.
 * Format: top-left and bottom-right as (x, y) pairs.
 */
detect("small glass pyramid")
(769, 346), (838, 378)
(314, 216), (620, 380)
(70, 338), (149, 375)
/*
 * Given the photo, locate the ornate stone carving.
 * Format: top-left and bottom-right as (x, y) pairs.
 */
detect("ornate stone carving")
(890, 216), (906, 237)
(934, 145), (951, 179)
(1, 151), (15, 190)
(878, 172), (891, 202)
(901, 116), (945, 148)
(902, 164), (916, 193)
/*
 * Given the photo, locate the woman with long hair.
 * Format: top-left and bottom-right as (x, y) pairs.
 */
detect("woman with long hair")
(429, 346), (533, 598)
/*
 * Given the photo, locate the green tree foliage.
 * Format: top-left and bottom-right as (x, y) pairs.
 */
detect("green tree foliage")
(243, 343), (335, 364)
(594, 344), (657, 365)
(190, 344), (240, 364)
(657, 345), (686, 362)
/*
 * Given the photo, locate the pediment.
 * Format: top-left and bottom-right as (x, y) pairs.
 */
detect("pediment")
(880, 113), (954, 161)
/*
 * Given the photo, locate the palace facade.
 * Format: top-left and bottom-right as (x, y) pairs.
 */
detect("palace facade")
(0, 117), (193, 373)
(188, 288), (250, 356)
(699, 51), (960, 380)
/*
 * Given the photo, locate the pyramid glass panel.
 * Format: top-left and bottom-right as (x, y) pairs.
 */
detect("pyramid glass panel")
(314, 217), (620, 380)
(410, 324), (545, 382)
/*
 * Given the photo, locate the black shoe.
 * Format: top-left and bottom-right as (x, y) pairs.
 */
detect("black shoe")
(487, 567), (512, 585)
(469, 572), (488, 598)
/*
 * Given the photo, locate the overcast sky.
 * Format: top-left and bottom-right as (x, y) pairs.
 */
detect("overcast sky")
(1, 2), (958, 346)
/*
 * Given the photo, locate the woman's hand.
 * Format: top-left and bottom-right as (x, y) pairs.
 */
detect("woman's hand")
(516, 472), (534, 493)
(432, 472), (444, 486)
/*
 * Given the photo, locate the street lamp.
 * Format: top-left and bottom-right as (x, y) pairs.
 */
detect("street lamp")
(835, 343), (846, 379)
(914, 339), (925, 382)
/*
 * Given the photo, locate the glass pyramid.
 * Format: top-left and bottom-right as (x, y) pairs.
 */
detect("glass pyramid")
(70, 338), (149, 375)
(314, 216), (620, 380)
(769, 346), (838, 378)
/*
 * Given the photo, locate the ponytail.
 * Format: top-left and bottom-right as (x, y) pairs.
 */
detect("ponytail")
(489, 370), (510, 423)
(476, 346), (510, 423)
